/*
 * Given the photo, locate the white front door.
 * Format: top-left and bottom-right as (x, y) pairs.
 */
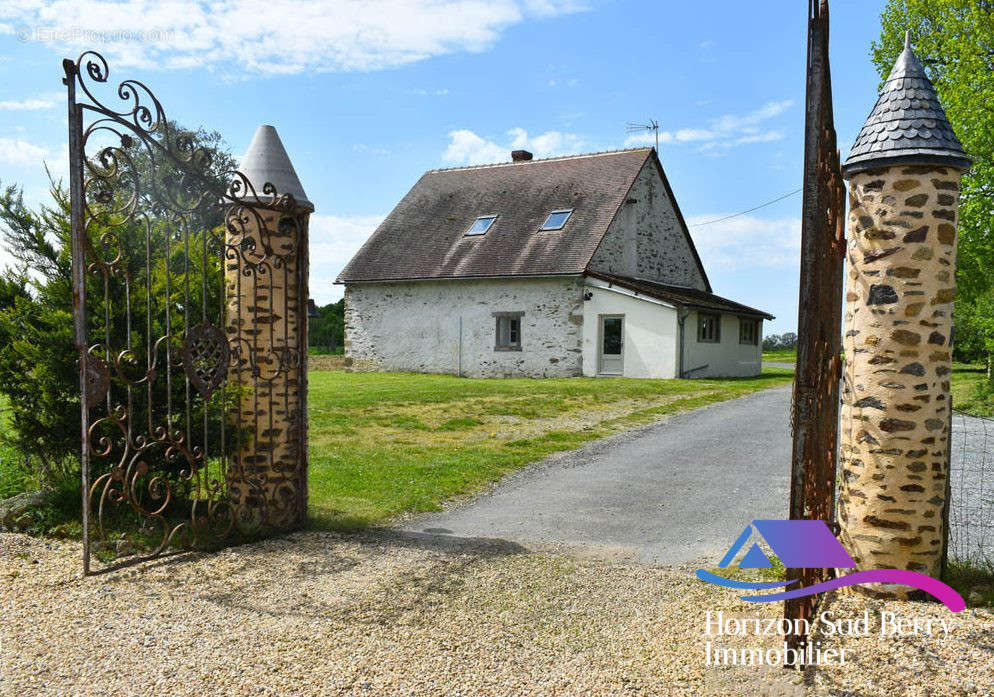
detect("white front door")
(598, 315), (624, 375)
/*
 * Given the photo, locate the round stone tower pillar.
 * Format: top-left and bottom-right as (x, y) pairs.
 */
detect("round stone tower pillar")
(226, 124), (312, 532)
(838, 34), (971, 594)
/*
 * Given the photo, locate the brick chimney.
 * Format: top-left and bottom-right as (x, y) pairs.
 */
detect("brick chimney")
(511, 149), (533, 162)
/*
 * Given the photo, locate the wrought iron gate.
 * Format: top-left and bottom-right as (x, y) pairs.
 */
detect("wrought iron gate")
(64, 52), (309, 574)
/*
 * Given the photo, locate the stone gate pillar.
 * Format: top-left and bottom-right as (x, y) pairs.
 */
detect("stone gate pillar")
(838, 34), (971, 595)
(226, 124), (312, 531)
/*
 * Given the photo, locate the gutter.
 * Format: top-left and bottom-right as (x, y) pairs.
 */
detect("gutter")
(586, 280), (678, 309)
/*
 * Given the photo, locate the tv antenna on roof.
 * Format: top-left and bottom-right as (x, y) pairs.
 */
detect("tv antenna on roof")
(626, 119), (660, 151)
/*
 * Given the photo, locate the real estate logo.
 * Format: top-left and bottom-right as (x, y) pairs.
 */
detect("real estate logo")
(695, 520), (964, 612)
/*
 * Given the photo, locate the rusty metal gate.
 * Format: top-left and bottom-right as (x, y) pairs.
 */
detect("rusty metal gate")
(784, 0), (846, 661)
(64, 52), (309, 574)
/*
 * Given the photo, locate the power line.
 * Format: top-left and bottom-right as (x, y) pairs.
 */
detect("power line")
(690, 188), (803, 227)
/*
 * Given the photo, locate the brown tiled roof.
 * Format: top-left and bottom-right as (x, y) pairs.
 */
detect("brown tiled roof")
(337, 148), (692, 283)
(588, 271), (774, 320)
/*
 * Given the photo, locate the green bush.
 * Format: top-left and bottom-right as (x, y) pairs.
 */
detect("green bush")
(0, 124), (235, 500)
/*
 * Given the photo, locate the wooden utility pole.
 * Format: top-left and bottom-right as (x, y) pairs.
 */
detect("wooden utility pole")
(784, 0), (846, 662)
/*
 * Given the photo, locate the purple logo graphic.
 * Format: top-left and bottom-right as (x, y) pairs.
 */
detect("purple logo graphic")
(695, 520), (964, 613)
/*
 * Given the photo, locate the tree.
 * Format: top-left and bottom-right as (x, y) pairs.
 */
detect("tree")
(0, 124), (236, 479)
(309, 299), (344, 353)
(779, 332), (798, 350)
(874, 1), (994, 380)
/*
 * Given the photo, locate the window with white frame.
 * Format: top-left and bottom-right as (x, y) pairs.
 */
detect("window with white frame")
(697, 313), (720, 343)
(494, 312), (523, 350)
(739, 318), (759, 345)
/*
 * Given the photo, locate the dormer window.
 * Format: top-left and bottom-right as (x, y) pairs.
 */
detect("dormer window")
(466, 214), (498, 236)
(540, 209), (573, 230)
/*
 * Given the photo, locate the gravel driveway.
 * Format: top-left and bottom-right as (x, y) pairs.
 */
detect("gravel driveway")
(3, 531), (992, 696)
(404, 386), (792, 565)
(4, 387), (993, 695)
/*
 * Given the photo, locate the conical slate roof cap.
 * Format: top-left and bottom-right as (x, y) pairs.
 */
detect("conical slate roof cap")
(234, 124), (313, 210)
(842, 32), (971, 178)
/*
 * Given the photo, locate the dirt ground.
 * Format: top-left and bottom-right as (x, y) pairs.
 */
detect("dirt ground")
(2, 531), (992, 696)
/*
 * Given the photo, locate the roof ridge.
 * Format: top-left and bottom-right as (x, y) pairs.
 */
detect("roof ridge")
(427, 147), (653, 174)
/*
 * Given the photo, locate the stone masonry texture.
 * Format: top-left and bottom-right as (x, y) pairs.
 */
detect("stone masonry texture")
(225, 207), (307, 531)
(838, 166), (960, 594)
(345, 277), (586, 378)
(587, 161), (707, 291)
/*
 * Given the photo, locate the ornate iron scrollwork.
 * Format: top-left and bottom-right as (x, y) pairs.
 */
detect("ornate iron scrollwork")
(182, 324), (230, 400)
(84, 354), (110, 405)
(66, 50), (307, 573)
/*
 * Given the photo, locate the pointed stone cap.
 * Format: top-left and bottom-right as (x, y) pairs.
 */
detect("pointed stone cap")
(842, 32), (971, 178)
(235, 124), (313, 211)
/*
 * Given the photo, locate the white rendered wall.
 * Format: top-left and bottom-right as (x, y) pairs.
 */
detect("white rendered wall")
(580, 281), (679, 378)
(680, 310), (763, 378)
(344, 276), (585, 377)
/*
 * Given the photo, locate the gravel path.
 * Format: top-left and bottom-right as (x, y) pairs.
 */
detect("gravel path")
(2, 531), (992, 696)
(404, 386), (792, 565)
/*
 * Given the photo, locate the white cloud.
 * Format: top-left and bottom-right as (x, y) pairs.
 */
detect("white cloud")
(443, 127), (585, 166)
(352, 143), (390, 156)
(711, 100), (793, 133)
(3, 0), (588, 75)
(686, 214), (801, 271)
(0, 97), (55, 110)
(308, 213), (385, 304)
(623, 100), (794, 152)
(732, 131), (783, 145)
(0, 137), (49, 166)
(674, 128), (714, 142)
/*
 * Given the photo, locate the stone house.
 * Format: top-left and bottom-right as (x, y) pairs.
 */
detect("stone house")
(336, 148), (773, 378)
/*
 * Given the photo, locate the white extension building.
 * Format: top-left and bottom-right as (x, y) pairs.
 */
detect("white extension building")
(337, 148), (772, 379)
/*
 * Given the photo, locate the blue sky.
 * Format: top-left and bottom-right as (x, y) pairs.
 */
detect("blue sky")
(0, 0), (890, 333)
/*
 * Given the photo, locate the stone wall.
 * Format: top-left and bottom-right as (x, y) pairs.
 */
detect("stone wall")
(225, 206), (307, 530)
(344, 276), (585, 378)
(587, 160), (707, 291)
(838, 165), (960, 589)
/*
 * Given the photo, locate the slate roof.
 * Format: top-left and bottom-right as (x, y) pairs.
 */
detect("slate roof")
(842, 33), (971, 177)
(236, 124), (313, 210)
(336, 148), (709, 289)
(587, 271), (774, 320)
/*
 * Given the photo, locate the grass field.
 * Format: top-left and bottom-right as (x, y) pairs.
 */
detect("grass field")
(761, 350), (797, 363)
(5, 362), (989, 531)
(0, 393), (31, 499)
(760, 350), (992, 417)
(305, 370), (793, 528)
(0, 370), (793, 531)
(951, 363), (993, 417)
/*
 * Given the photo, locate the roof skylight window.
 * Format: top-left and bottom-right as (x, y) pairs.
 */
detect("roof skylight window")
(540, 209), (573, 231)
(466, 215), (498, 236)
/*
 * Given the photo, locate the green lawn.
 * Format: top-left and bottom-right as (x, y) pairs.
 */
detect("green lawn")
(762, 350), (797, 363)
(760, 351), (992, 417)
(951, 362), (993, 417)
(0, 370), (795, 531)
(0, 393), (32, 499)
(306, 370), (792, 529)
